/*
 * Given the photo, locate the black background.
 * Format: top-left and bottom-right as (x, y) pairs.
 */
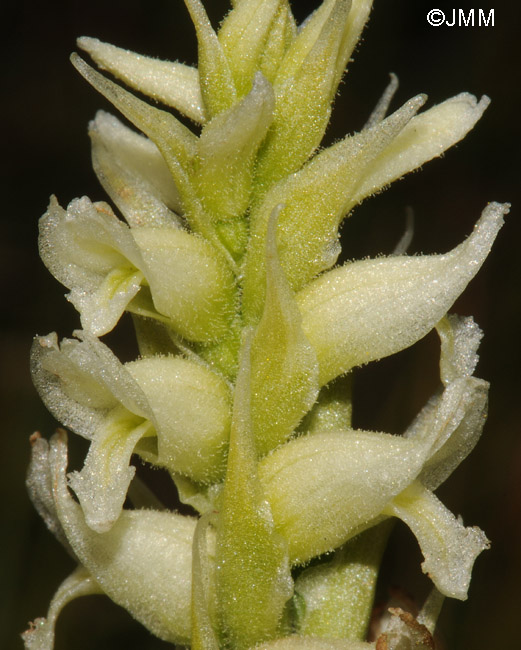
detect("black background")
(2, 1), (520, 648)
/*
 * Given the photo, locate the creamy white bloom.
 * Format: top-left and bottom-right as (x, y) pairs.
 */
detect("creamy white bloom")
(259, 315), (490, 598)
(31, 331), (230, 531)
(24, 432), (196, 646)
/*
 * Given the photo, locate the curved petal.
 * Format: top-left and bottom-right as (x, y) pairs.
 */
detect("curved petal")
(298, 202), (508, 385)
(78, 37), (205, 123)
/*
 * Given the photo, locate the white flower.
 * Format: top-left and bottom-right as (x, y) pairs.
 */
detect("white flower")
(31, 331), (231, 532)
(259, 315), (490, 599)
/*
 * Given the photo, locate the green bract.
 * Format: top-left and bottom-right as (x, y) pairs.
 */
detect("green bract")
(26, 1), (509, 649)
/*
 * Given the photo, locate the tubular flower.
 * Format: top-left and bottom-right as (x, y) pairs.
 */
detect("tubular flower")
(25, 0), (508, 649)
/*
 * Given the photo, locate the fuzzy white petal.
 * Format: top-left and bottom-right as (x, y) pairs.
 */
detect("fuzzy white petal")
(298, 202), (508, 385)
(354, 94), (490, 204)
(89, 111), (183, 226)
(78, 37), (205, 123)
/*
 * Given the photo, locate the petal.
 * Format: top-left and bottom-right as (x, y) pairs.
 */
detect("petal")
(68, 406), (153, 532)
(298, 202), (508, 385)
(69, 266), (144, 336)
(383, 481), (489, 600)
(218, 0), (282, 95)
(259, 430), (427, 564)
(30, 332), (150, 440)
(216, 335), (293, 648)
(22, 567), (102, 650)
(417, 378), (489, 491)
(183, 0), (237, 116)
(89, 111), (183, 227)
(195, 72), (274, 222)
(250, 207), (319, 455)
(26, 432), (72, 553)
(353, 94), (490, 204)
(78, 37), (205, 123)
(49, 430), (196, 645)
(131, 227), (237, 343)
(126, 356), (231, 483)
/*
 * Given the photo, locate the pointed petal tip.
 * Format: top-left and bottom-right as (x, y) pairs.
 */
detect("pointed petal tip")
(77, 35), (99, 51)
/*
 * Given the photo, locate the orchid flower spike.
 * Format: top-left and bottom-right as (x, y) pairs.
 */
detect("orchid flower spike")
(26, 0), (509, 648)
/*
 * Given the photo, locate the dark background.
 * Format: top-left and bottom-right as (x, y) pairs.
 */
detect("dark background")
(2, 1), (520, 648)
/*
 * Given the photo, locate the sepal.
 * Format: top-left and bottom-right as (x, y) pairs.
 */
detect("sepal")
(89, 110), (183, 227)
(298, 202), (508, 385)
(259, 429), (424, 563)
(132, 227), (237, 343)
(78, 37), (205, 123)
(127, 356), (231, 483)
